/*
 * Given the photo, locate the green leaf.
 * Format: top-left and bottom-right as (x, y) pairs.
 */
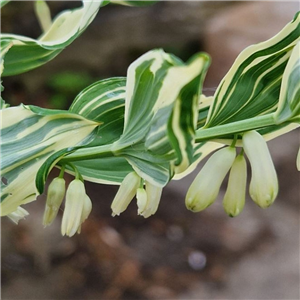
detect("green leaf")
(70, 77), (126, 145)
(67, 77), (134, 184)
(204, 11), (300, 128)
(109, 49), (211, 184)
(0, 105), (99, 216)
(0, 39), (13, 75)
(1, 0), (102, 76)
(66, 157), (133, 185)
(274, 41), (300, 123)
(173, 141), (224, 180)
(34, 0), (52, 33)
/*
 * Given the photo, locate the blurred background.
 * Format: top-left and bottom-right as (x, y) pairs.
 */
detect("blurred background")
(1, 1), (300, 299)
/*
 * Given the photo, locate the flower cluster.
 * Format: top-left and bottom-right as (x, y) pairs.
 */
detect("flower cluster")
(43, 177), (92, 237)
(186, 130), (279, 216)
(111, 172), (163, 218)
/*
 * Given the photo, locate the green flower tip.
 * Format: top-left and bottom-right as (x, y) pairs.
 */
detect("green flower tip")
(185, 146), (236, 212)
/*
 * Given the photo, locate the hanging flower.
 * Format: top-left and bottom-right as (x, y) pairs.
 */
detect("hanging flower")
(243, 130), (278, 208)
(43, 177), (66, 226)
(139, 182), (163, 218)
(7, 206), (29, 224)
(223, 154), (247, 217)
(185, 147), (236, 212)
(111, 172), (141, 216)
(61, 179), (91, 237)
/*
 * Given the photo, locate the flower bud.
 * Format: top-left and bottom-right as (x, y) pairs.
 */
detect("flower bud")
(185, 147), (236, 212)
(223, 154), (247, 217)
(139, 182), (163, 218)
(111, 172), (140, 216)
(7, 206), (29, 224)
(243, 130), (278, 208)
(43, 177), (65, 227)
(61, 179), (86, 237)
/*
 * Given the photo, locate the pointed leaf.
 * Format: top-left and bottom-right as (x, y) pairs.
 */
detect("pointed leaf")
(0, 105), (99, 216)
(205, 11), (300, 128)
(1, 0), (102, 76)
(70, 77), (126, 145)
(274, 41), (300, 123)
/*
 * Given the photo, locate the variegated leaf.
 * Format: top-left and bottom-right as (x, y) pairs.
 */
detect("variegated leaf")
(1, 0), (102, 76)
(204, 11), (300, 129)
(109, 50), (210, 184)
(274, 41), (300, 123)
(70, 77), (126, 145)
(0, 105), (99, 216)
(67, 77), (134, 184)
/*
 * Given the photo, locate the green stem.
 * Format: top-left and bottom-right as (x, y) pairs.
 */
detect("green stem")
(58, 165), (66, 178)
(60, 144), (114, 162)
(195, 114), (275, 142)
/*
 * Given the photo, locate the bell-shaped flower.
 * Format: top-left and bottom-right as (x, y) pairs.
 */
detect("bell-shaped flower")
(43, 177), (66, 227)
(243, 130), (278, 208)
(111, 172), (140, 216)
(7, 206), (29, 224)
(185, 147), (236, 212)
(61, 179), (87, 237)
(223, 154), (247, 217)
(297, 147), (300, 171)
(139, 182), (163, 218)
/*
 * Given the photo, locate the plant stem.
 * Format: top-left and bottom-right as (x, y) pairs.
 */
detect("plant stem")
(195, 114), (275, 142)
(60, 144), (114, 162)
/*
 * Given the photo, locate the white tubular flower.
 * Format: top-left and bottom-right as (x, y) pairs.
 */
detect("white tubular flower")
(139, 181), (163, 218)
(61, 179), (86, 237)
(136, 187), (147, 215)
(223, 154), (247, 217)
(43, 177), (66, 227)
(243, 130), (278, 208)
(111, 172), (140, 216)
(185, 147), (236, 212)
(296, 147), (300, 171)
(7, 206), (29, 224)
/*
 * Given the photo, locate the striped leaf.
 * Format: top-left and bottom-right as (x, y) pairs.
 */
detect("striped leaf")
(108, 49), (210, 185)
(68, 77), (134, 184)
(204, 11), (300, 129)
(70, 77), (126, 145)
(274, 41), (300, 123)
(1, 0), (102, 76)
(0, 105), (99, 216)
